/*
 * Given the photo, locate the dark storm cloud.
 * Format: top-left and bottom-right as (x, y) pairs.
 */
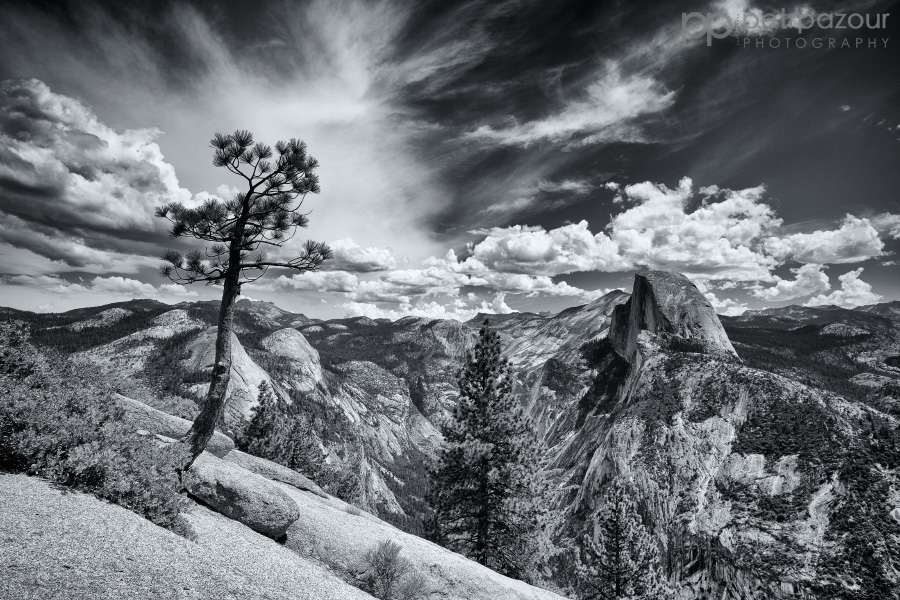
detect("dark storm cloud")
(0, 78), (192, 269)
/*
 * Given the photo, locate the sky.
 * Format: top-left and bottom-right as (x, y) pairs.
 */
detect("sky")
(0, 0), (899, 320)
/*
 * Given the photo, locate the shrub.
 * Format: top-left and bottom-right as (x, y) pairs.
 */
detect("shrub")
(355, 539), (429, 600)
(0, 321), (187, 532)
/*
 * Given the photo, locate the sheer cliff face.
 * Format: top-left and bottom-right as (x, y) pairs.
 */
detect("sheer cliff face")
(547, 272), (899, 599)
(609, 271), (738, 363)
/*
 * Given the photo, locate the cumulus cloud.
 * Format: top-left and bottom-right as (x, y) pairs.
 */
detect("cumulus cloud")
(694, 280), (749, 316)
(804, 268), (882, 308)
(275, 270), (359, 293)
(159, 283), (199, 297)
(764, 215), (885, 264)
(0, 79), (191, 268)
(751, 263), (831, 301)
(342, 291), (516, 322)
(871, 213), (900, 239)
(453, 177), (786, 284)
(608, 178), (780, 281)
(90, 276), (157, 297)
(325, 238), (398, 272)
(459, 222), (627, 276)
(291, 178), (897, 318)
(264, 257), (596, 309)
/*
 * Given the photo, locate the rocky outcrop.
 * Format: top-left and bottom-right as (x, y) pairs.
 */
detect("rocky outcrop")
(224, 449), (327, 498)
(0, 473), (373, 600)
(67, 307), (133, 331)
(610, 271), (738, 362)
(183, 327), (275, 423)
(497, 289), (630, 370)
(184, 453), (301, 539)
(261, 328), (324, 393)
(276, 482), (569, 600)
(545, 274), (900, 598)
(115, 394), (234, 457)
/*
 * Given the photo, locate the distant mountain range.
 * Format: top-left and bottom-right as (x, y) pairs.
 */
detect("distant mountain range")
(3, 272), (898, 599)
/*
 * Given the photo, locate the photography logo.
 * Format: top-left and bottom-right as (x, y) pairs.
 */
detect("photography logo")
(682, 9), (890, 48)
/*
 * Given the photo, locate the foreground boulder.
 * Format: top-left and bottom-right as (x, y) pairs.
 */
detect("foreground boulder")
(224, 450), (327, 498)
(115, 394), (235, 457)
(184, 453), (301, 539)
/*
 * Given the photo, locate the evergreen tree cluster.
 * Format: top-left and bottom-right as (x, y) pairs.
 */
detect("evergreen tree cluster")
(428, 320), (547, 580)
(575, 479), (667, 600)
(235, 382), (363, 504)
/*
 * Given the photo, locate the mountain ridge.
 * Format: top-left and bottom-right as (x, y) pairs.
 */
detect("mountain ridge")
(6, 271), (899, 598)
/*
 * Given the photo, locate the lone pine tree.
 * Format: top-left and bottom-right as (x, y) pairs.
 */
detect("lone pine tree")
(156, 130), (331, 467)
(576, 479), (667, 600)
(428, 319), (539, 578)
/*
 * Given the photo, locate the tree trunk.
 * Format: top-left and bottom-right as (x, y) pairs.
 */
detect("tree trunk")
(181, 268), (241, 468)
(474, 457), (490, 566)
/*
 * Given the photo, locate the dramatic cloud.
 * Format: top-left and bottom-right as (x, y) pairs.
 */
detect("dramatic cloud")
(326, 238), (399, 272)
(458, 222), (626, 276)
(467, 61), (675, 147)
(804, 268), (882, 308)
(752, 263), (831, 301)
(0, 1), (897, 318)
(482, 178), (594, 216)
(764, 215), (886, 264)
(0, 79), (191, 268)
(608, 178), (781, 282)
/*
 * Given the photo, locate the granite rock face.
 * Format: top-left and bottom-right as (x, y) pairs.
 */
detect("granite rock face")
(546, 271), (899, 599)
(115, 394), (235, 457)
(610, 271), (738, 362)
(261, 328), (325, 393)
(183, 327), (275, 424)
(224, 449), (327, 498)
(184, 452), (301, 539)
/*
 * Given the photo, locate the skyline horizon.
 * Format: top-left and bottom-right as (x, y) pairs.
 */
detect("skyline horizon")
(1, 0), (899, 320)
(3, 268), (897, 322)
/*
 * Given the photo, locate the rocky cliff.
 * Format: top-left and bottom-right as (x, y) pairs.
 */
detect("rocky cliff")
(608, 271), (738, 362)
(15, 272), (900, 598)
(542, 272), (899, 599)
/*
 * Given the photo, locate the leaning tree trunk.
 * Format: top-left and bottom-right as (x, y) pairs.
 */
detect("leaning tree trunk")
(181, 267), (241, 468)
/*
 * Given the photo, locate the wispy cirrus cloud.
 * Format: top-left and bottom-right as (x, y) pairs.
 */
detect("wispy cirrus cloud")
(466, 62), (676, 147)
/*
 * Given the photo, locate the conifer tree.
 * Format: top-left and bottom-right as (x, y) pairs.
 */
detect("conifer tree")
(236, 382), (323, 478)
(156, 131), (331, 467)
(428, 319), (540, 578)
(576, 479), (667, 600)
